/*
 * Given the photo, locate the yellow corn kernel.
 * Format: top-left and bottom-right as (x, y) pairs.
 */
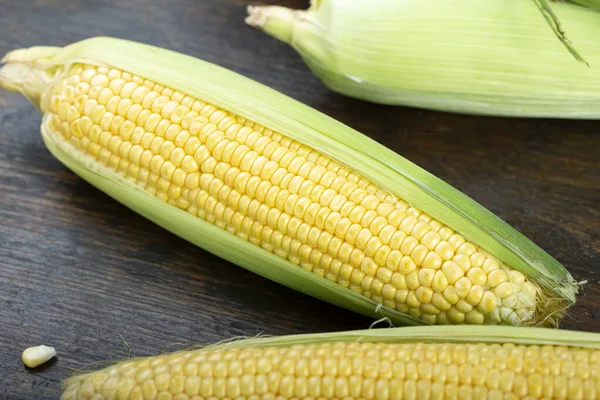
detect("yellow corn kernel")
(453, 254), (471, 272)
(455, 299), (473, 314)
(488, 269), (509, 288)
(466, 285), (485, 306)
(479, 291), (498, 314)
(447, 307), (465, 324)
(470, 251), (487, 268)
(465, 309), (485, 325)
(509, 270), (527, 285)
(432, 270), (449, 293)
(431, 293), (452, 312)
(21, 345), (56, 368)
(494, 282), (515, 299)
(441, 261), (463, 285)
(454, 277), (472, 299)
(443, 286), (459, 305)
(422, 251), (443, 270)
(415, 287), (433, 304)
(406, 270), (420, 290)
(418, 268), (435, 288)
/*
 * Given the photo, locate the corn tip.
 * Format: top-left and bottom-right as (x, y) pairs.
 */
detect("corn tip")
(245, 5), (306, 45)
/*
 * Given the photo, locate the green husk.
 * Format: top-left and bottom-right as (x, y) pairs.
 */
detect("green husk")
(0, 37), (578, 326)
(205, 325), (600, 351)
(246, 0), (600, 118)
(534, 0), (587, 65)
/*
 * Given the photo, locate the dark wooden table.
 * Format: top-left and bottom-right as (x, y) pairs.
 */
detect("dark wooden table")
(0, 0), (598, 398)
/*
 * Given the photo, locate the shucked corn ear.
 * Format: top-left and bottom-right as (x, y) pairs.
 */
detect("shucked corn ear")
(246, 0), (600, 118)
(0, 37), (578, 327)
(62, 326), (600, 399)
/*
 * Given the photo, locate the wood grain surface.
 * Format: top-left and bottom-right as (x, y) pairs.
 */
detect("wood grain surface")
(0, 0), (599, 398)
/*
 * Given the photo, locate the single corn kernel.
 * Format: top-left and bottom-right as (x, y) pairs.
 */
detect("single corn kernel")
(22, 345), (56, 368)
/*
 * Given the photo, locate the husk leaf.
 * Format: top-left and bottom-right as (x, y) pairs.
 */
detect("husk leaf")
(209, 325), (600, 351)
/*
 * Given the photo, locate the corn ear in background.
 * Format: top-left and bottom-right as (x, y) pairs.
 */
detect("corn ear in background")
(246, 0), (600, 118)
(62, 326), (600, 399)
(0, 37), (578, 327)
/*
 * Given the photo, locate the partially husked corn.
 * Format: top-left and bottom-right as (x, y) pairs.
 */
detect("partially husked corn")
(42, 64), (539, 326)
(61, 335), (600, 399)
(0, 38), (578, 327)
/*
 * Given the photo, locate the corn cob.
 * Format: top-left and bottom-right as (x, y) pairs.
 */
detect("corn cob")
(0, 37), (578, 326)
(246, 0), (600, 118)
(62, 326), (600, 399)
